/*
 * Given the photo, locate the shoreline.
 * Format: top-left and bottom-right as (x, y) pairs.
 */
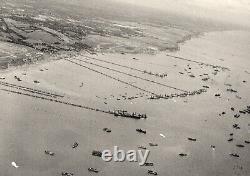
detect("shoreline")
(2, 28), (249, 75)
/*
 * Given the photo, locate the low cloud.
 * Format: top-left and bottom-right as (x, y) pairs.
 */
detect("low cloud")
(111, 0), (250, 27)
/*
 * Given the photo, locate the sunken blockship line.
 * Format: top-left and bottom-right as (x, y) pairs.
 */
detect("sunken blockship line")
(149, 88), (207, 100)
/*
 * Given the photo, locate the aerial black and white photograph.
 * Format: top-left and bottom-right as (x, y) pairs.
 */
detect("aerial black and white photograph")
(0, 0), (250, 175)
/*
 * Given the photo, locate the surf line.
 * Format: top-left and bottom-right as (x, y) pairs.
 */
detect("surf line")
(166, 54), (230, 71)
(71, 57), (187, 93)
(0, 88), (146, 120)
